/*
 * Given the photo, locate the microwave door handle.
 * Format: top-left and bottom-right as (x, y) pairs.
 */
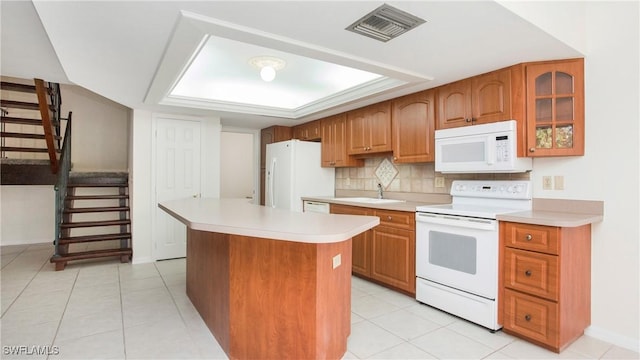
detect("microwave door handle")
(487, 136), (496, 165)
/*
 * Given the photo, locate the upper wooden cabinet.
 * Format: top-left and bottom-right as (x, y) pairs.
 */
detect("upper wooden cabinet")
(347, 101), (392, 155)
(292, 120), (321, 141)
(525, 58), (584, 157)
(437, 67), (518, 129)
(391, 90), (436, 163)
(320, 114), (363, 168)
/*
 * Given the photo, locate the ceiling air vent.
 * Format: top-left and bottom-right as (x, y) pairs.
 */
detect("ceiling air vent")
(346, 4), (426, 43)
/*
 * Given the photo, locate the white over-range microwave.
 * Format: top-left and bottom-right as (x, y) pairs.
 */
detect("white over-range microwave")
(435, 120), (532, 173)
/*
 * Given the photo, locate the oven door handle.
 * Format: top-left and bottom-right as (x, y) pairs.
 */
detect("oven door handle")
(416, 212), (496, 231)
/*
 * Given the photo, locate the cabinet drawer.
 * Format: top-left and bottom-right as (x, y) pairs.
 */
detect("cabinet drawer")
(503, 289), (559, 348)
(504, 248), (559, 301)
(503, 222), (559, 255)
(375, 210), (414, 230)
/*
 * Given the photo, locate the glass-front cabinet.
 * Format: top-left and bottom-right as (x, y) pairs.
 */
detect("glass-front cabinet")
(526, 59), (584, 156)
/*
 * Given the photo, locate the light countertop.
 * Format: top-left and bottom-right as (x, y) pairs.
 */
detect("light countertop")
(159, 198), (379, 244)
(302, 196), (444, 212)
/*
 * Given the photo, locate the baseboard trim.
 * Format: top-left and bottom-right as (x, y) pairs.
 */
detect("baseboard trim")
(585, 325), (640, 353)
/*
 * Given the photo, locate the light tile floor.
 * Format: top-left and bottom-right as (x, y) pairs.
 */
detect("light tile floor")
(1, 243), (638, 360)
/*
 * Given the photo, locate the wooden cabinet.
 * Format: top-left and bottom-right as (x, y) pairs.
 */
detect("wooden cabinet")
(437, 67), (519, 129)
(320, 114), (363, 168)
(292, 120), (321, 141)
(371, 209), (415, 294)
(391, 90), (436, 163)
(259, 126), (291, 205)
(525, 58), (584, 157)
(330, 204), (372, 277)
(500, 221), (591, 353)
(330, 204), (415, 295)
(347, 101), (392, 155)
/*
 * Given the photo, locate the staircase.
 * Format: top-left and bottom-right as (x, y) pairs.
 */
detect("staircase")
(50, 172), (133, 271)
(2, 76), (133, 270)
(1, 78), (63, 184)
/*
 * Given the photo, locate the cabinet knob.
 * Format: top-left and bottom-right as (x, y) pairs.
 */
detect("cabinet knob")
(525, 314), (532, 321)
(525, 234), (533, 241)
(529, 148), (536, 153)
(387, 216), (392, 221)
(525, 270), (532, 277)
(465, 118), (472, 123)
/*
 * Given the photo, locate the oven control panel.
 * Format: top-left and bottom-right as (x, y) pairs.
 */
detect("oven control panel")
(450, 180), (531, 199)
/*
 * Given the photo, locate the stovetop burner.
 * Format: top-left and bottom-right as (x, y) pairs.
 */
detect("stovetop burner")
(416, 180), (532, 219)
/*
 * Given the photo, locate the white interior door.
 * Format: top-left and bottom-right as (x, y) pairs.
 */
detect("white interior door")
(154, 117), (201, 260)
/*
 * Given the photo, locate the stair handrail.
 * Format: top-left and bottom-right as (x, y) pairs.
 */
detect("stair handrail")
(34, 79), (60, 174)
(53, 111), (72, 259)
(48, 82), (63, 149)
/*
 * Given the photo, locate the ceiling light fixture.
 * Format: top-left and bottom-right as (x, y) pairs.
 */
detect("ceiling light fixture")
(249, 56), (286, 82)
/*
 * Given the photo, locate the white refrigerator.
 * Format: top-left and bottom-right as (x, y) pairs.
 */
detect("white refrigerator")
(265, 139), (335, 212)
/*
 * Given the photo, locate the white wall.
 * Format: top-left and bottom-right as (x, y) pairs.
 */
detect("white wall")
(0, 186), (54, 245)
(130, 110), (221, 264)
(502, 1), (639, 351)
(220, 131), (255, 199)
(61, 84), (130, 172)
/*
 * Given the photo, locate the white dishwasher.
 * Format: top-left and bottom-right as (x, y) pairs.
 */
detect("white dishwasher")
(303, 200), (330, 213)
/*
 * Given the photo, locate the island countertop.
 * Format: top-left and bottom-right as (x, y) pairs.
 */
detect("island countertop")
(159, 197), (380, 243)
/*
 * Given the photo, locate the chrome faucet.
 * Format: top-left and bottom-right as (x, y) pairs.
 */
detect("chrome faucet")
(377, 183), (383, 199)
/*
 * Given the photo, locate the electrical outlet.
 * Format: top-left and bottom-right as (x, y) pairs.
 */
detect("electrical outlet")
(554, 176), (565, 190)
(542, 176), (553, 190)
(435, 176), (445, 188)
(332, 254), (341, 269)
(345, 177), (350, 186)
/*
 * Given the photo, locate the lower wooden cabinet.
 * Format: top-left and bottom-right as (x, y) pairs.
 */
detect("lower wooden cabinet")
(330, 204), (415, 295)
(500, 221), (591, 353)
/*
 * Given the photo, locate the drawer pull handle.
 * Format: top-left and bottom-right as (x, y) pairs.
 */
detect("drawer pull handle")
(525, 314), (532, 321)
(525, 234), (533, 241)
(525, 270), (532, 277)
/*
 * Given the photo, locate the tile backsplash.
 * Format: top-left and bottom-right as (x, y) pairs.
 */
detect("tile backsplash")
(334, 156), (531, 194)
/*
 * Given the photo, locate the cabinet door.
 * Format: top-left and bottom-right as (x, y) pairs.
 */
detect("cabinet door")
(472, 69), (512, 124)
(371, 226), (415, 293)
(320, 118), (335, 167)
(367, 101), (392, 153)
(306, 120), (321, 141)
(526, 59), (584, 156)
(437, 80), (472, 129)
(330, 204), (372, 276)
(391, 90), (435, 163)
(346, 108), (368, 154)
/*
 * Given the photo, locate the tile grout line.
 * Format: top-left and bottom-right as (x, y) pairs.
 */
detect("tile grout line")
(46, 249), (79, 360)
(118, 264), (128, 360)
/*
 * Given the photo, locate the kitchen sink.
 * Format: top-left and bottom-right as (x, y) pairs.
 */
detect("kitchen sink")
(334, 197), (406, 204)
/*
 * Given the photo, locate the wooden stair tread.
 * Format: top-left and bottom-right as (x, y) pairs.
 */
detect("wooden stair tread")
(50, 248), (132, 263)
(1, 146), (50, 153)
(1, 81), (37, 93)
(65, 206), (130, 214)
(0, 100), (40, 110)
(67, 183), (128, 188)
(61, 219), (131, 228)
(59, 233), (132, 244)
(66, 194), (129, 200)
(0, 132), (60, 140)
(0, 117), (42, 125)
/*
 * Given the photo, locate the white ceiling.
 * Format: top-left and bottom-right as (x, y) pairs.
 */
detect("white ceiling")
(0, 1), (583, 129)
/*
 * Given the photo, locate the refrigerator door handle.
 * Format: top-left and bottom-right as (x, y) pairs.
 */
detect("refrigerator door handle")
(269, 158), (277, 208)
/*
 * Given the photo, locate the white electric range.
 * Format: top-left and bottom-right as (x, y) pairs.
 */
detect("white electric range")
(415, 180), (531, 331)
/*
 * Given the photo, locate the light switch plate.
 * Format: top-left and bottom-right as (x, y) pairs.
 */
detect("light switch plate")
(554, 176), (565, 190)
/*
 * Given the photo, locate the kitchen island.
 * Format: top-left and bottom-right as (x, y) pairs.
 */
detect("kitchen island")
(159, 198), (379, 360)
